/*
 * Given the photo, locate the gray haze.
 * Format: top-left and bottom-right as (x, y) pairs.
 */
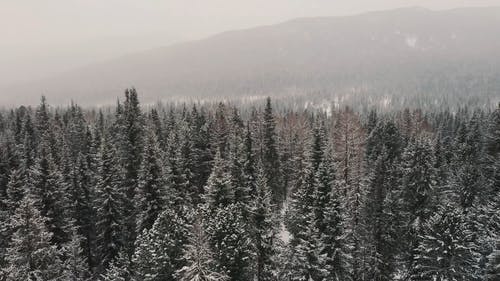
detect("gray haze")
(1, 0), (499, 89)
(2, 7), (500, 106)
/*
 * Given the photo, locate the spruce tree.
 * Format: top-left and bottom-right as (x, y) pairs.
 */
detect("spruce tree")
(363, 121), (402, 280)
(101, 251), (132, 281)
(61, 230), (91, 281)
(486, 239), (500, 281)
(312, 144), (335, 233)
(66, 151), (97, 271)
(133, 207), (190, 280)
(189, 105), (213, 203)
(410, 204), (480, 281)
(287, 213), (325, 281)
(120, 88), (144, 255)
(399, 137), (438, 271)
(321, 180), (351, 281)
(28, 134), (71, 245)
(261, 97), (283, 206)
(176, 218), (229, 281)
(249, 164), (277, 281)
(204, 150), (234, 209)
(136, 126), (167, 232)
(95, 131), (125, 271)
(205, 203), (252, 280)
(4, 195), (63, 281)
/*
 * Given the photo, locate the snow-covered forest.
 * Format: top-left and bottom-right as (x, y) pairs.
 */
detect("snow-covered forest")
(0, 89), (499, 280)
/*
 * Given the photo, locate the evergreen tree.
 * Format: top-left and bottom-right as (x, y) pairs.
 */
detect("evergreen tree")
(67, 151), (97, 271)
(176, 218), (229, 281)
(205, 203), (252, 280)
(227, 108), (248, 206)
(133, 207), (190, 281)
(286, 139), (315, 242)
(101, 251), (132, 281)
(4, 195), (63, 281)
(248, 164), (277, 281)
(95, 132), (125, 271)
(61, 230), (91, 281)
(261, 97), (283, 206)
(189, 105), (213, 203)
(28, 134), (71, 244)
(286, 213), (325, 281)
(213, 102), (229, 158)
(410, 204), (480, 281)
(312, 144), (335, 233)
(484, 104), (500, 197)
(136, 126), (167, 232)
(243, 123), (256, 196)
(399, 137), (438, 271)
(363, 121), (402, 280)
(486, 239), (500, 281)
(204, 150), (234, 209)
(119, 88), (144, 255)
(321, 180), (351, 281)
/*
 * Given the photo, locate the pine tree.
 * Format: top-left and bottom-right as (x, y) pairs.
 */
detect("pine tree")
(286, 213), (325, 281)
(205, 204), (252, 280)
(101, 251), (132, 281)
(321, 180), (351, 281)
(312, 144), (335, 234)
(261, 97), (283, 206)
(285, 137), (327, 280)
(486, 239), (500, 281)
(133, 207), (190, 280)
(189, 105), (213, 203)
(484, 104), (500, 197)
(243, 123), (256, 196)
(176, 218), (229, 281)
(4, 195), (63, 281)
(228, 108), (248, 206)
(363, 121), (402, 280)
(95, 132), (125, 271)
(5, 162), (27, 210)
(119, 88), (144, 256)
(61, 230), (91, 281)
(66, 151), (97, 271)
(311, 117), (326, 172)
(248, 165), (277, 281)
(131, 230), (157, 281)
(332, 107), (366, 280)
(448, 110), (485, 211)
(204, 150), (234, 209)
(399, 137), (438, 271)
(136, 126), (167, 232)
(286, 138), (315, 242)
(410, 204), (480, 281)
(213, 102), (229, 158)
(28, 134), (71, 245)
(163, 127), (192, 206)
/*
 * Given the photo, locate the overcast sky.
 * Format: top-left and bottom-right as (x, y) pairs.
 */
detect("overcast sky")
(1, 0), (500, 87)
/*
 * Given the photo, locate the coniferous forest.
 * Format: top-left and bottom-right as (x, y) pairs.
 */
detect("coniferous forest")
(0, 89), (499, 281)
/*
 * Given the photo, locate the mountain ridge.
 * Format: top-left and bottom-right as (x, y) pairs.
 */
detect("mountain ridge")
(2, 6), (500, 106)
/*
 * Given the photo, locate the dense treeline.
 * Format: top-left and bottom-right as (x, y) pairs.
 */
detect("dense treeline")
(0, 89), (499, 280)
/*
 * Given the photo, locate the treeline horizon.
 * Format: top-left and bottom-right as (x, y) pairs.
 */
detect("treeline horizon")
(0, 89), (499, 280)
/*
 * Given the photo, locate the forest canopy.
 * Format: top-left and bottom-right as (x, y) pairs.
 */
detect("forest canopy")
(0, 89), (499, 280)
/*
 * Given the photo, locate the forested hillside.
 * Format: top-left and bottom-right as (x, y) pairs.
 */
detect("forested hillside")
(0, 90), (499, 280)
(3, 7), (500, 106)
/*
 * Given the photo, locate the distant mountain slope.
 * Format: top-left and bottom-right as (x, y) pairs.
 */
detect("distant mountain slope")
(2, 7), (500, 106)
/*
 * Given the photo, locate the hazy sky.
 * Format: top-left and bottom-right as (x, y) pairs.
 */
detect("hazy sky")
(1, 0), (500, 86)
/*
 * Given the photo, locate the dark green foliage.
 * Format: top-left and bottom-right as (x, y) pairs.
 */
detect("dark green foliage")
(0, 91), (497, 281)
(410, 204), (480, 281)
